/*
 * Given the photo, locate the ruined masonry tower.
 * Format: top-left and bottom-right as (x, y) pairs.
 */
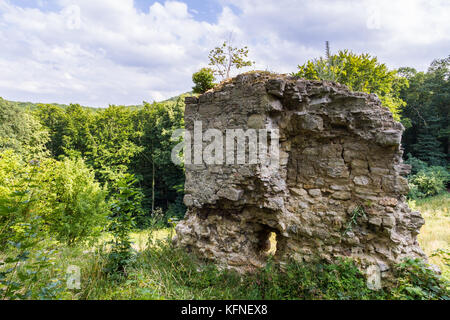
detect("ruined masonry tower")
(174, 72), (427, 286)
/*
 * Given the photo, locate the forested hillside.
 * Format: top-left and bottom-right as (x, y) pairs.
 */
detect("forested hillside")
(27, 98), (185, 225)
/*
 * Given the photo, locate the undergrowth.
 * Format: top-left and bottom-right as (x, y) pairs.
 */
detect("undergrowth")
(1, 193), (449, 300)
(3, 235), (447, 300)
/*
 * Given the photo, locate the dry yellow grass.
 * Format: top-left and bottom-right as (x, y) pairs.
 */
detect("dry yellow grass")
(130, 228), (173, 251)
(412, 193), (450, 279)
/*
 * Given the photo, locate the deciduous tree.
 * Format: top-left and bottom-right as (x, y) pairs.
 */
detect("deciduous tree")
(293, 49), (408, 121)
(208, 41), (254, 79)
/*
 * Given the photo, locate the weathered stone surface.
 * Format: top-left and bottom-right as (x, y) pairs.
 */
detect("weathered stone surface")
(174, 72), (427, 286)
(266, 78), (286, 97)
(247, 114), (265, 129)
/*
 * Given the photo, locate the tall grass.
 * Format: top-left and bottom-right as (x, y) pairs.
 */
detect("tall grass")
(411, 192), (450, 280)
(1, 193), (449, 300)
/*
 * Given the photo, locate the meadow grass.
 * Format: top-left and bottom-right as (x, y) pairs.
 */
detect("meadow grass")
(1, 193), (448, 300)
(411, 192), (450, 280)
(60, 193), (450, 299)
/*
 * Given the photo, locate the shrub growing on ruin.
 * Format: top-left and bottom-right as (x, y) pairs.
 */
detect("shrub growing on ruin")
(192, 68), (215, 94)
(293, 49), (408, 121)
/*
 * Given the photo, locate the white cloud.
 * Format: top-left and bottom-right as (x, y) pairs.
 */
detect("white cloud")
(0, 0), (448, 106)
(221, 0), (450, 71)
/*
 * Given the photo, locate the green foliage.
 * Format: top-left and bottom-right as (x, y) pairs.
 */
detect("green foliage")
(342, 206), (367, 235)
(0, 151), (63, 299)
(0, 150), (108, 247)
(2, 228), (448, 300)
(411, 116), (447, 166)
(33, 104), (68, 157)
(0, 98), (49, 159)
(40, 158), (109, 245)
(391, 258), (449, 300)
(104, 240), (386, 300)
(99, 240), (448, 300)
(165, 197), (186, 221)
(192, 68), (215, 94)
(35, 104), (143, 184)
(104, 174), (143, 277)
(33, 104), (99, 159)
(431, 249), (450, 269)
(34, 99), (186, 226)
(146, 207), (166, 230)
(247, 258), (385, 300)
(293, 49), (408, 121)
(0, 150), (43, 249)
(133, 98), (185, 224)
(399, 56), (449, 168)
(405, 154), (429, 175)
(88, 106), (143, 184)
(208, 41), (254, 79)
(0, 238), (63, 300)
(408, 166), (450, 199)
(60, 105), (94, 158)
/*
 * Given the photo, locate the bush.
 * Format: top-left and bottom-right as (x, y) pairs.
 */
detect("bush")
(0, 151), (65, 299)
(407, 182), (423, 199)
(41, 157), (109, 245)
(104, 174), (143, 277)
(192, 68), (215, 94)
(0, 150), (44, 248)
(405, 154), (429, 175)
(391, 258), (449, 300)
(408, 166), (449, 198)
(0, 151), (108, 247)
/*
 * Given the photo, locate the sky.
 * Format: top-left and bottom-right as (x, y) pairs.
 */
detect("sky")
(0, 0), (449, 107)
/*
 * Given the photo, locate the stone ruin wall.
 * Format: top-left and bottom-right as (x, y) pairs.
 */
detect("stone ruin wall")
(174, 72), (427, 286)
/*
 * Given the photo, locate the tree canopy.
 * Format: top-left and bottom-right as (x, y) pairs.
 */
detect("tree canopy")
(293, 50), (408, 121)
(0, 98), (49, 158)
(398, 56), (449, 167)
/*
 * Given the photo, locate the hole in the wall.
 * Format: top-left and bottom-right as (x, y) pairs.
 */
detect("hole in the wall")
(257, 227), (278, 256)
(268, 232), (277, 255)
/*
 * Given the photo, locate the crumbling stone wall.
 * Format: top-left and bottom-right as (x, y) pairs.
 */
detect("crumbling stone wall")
(174, 72), (427, 286)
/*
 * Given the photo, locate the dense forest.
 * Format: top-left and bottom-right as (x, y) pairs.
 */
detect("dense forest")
(1, 96), (186, 227)
(0, 51), (449, 300)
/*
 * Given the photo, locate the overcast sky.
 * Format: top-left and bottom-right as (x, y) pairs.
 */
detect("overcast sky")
(0, 0), (449, 107)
